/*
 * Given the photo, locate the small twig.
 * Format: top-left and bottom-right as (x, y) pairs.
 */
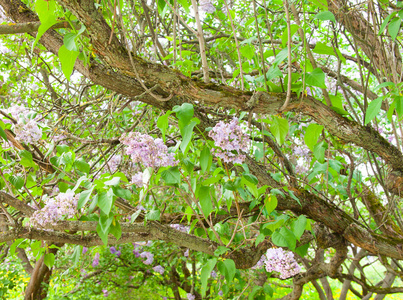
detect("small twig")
(280, 0), (292, 111)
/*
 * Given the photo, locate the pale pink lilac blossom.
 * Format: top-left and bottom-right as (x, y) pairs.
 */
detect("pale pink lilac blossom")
(120, 132), (177, 168)
(30, 192), (78, 227)
(131, 171), (144, 187)
(199, 0), (216, 14)
(106, 154), (121, 173)
(187, 294), (195, 300)
(15, 120), (42, 144)
(208, 118), (249, 164)
(252, 248), (301, 279)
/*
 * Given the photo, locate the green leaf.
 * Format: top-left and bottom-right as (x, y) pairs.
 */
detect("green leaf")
(200, 146), (212, 173)
(201, 258), (217, 297)
(199, 185), (213, 217)
(0, 120), (8, 141)
(265, 194), (278, 215)
(365, 97), (383, 125)
(19, 150), (36, 168)
(378, 12), (395, 35)
(264, 218), (285, 232)
(272, 227), (297, 251)
(56, 145), (69, 154)
(395, 96), (403, 118)
(146, 209), (160, 221)
(295, 243), (310, 257)
(304, 124), (323, 151)
(109, 219), (122, 240)
(64, 33), (78, 51)
(313, 42), (336, 56)
(96, 222), (109, 245)
(97, 188), (114, 215)
(43, 253), (55, 268)
(305, 68), (326, 89)
(218, 259), (236, 284)
(314, 11), (336, 22)
(281, 24), (299, 47)
(180, 118), (199, 154)
(266, 66), (283, 81)
(173, 103), (194, 128)
(112, 186), (132, 200)
(269, 116), (289, 145)
(58, 45), (79, 81)
(9, 175), (24, 190)
(161, 166), (180, 185)
(74, 158), (90, 174)
(240, 44), (255, 60)
(104, 177), (121, 186)
(249, 286), (263, 300)
(78, 188), (94, 209)
(272, 48), (288, 68)
(214, 246), (230, 256)
(99, 214), (114, 233)
(157, 111), (172, 141)
(70, 245), (81, 265)
(388, 17), (402, 40)
(313, 140), (327, 163)
(292, 215), (307, 240)
(374, 81), (395, 91)
(33, 0), (57, 50)
(243, 173), (258, 184)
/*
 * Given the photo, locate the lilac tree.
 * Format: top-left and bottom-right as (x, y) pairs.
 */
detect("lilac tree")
(0, 0), (403, 299)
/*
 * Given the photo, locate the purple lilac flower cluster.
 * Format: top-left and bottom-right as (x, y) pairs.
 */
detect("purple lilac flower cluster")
(106, 154), (121, 173)
(30, 192), (78, 227)
(208, 118), (249, 164)
(2, 104), (29, 123)
(131, 171), (144, 188)
(120, 132), (177, 168)
(169, 224), (190, 233)
(1, 105), (42, 144)
(187, 294), (195, 300)
(110, 246), (121, 257)
(15, 120), (42, 144)
(140, 251), (154, 265)
(152, 265), (165, 275)
(253, 248), (301, 279)
(92, 253), (100, 267)
(199, 0), (216, 14)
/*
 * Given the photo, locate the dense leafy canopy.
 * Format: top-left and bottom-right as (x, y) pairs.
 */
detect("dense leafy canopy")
(0, 0), (403, 299)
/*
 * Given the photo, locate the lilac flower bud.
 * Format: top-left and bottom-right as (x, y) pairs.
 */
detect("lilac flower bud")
(184, 249), (189, 257)
(82, 247), (88, 254)
(209, 118), (249, 164)
(152, 265), (165, 275)
(187, 294), (195, 300)
(102, 289), (108, 297)
(211, 270), (217, 278)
